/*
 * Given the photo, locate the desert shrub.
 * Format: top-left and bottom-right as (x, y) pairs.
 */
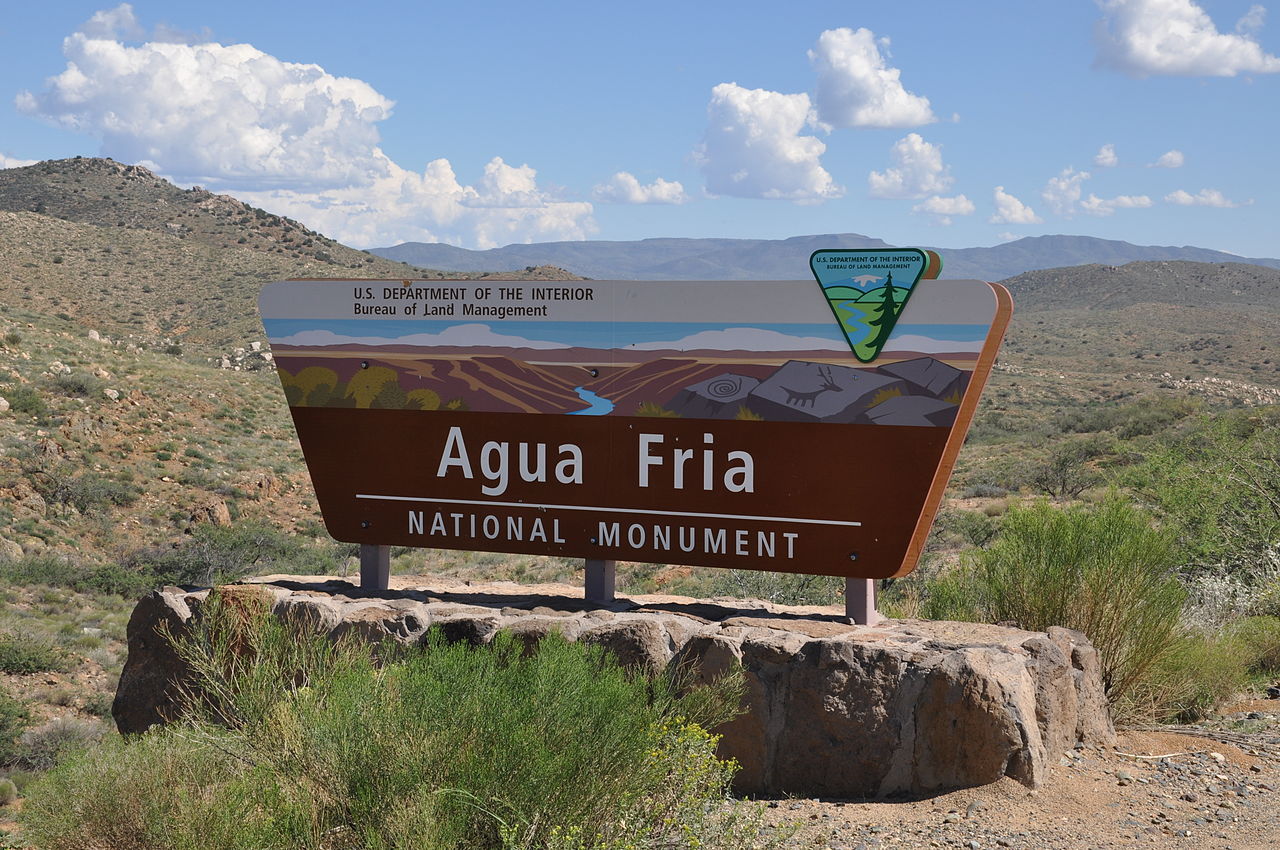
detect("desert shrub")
(1125, 631), (1248, 724)
(119, 520), (346, 587)
(919, 497), (1186, 707)
(710, 569), (843, 606)
(0, 554), (157, 599)
(1029, 435), (1108, 498)
(0, 632), (71, 675)
(936, 509), (1001, 548)
(0, 687), (31, 765)
(1223, 615), (1280, 675)
(13, 717), (105, 771)
(1054, 394), (1197, 438)
(1124, 408), (1280, 571)
(960, 483), (1007, 499)
(0, 777), (16, 806)
(1, 385), (46, 418)
(48, 373), (103, 398)
(65, 474), (139, 513)
(22, 596), (770, 850)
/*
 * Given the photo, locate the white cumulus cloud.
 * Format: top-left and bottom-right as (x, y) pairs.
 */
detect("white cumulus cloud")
(911, 194), (975, 225)
(14, 5), (594, 249)
(1095, 144), (1119, 167)
(591, 172), (687, 205)
(1042, 168), (1091, 216)
(989, 186), (1043, 224)
(1151, 149), (1185, 167)
(1164, 188), (1246, 207)
(808, 27), (936, 129)
(696, 82), (842, 201)
(0, 154), (38, 170)
(1095, 0), (1280, 76)
(236, 156), (595, 250)
(629, 328), (845, 352)
(1080, 193), (1153, 216)
(17, 8), (394, 189)
(272, 325), (571, 350)
(867, 133), (952, 199)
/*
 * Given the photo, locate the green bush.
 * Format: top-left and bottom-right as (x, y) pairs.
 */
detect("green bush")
(1127, 631), (1249, 723)
(13, 717), (105, 771)
(1028, 435), (1108, 498)
(119, 520), (341, 587)
(22, 594), (771, 850)
(1124, 409), (1280, 570)
(0, 777), (16, 806)
(1223, 615), (1280, 675)
(49, 373), (102, 398)
(920, 497), (1186, 710)
(0, 687), (31, 765)
(0, 554), (160, 599)
(0, 385), (47, 418)
(0, 632), (71, 675)
(709, 569), (843, 606)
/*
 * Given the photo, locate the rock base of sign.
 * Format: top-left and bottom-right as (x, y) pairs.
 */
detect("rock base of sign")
(113, 576), (1114, 800)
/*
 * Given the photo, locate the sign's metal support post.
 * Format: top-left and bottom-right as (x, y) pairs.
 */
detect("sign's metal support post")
(585, 559), (616, 603)
(846, 577), (880, 625)
(360, 544), (391, 591)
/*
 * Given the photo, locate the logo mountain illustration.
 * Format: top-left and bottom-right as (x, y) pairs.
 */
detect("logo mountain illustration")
(809, 248), (939, 363)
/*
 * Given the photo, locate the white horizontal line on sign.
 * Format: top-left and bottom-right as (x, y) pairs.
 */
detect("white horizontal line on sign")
(354, 494), (862, 528)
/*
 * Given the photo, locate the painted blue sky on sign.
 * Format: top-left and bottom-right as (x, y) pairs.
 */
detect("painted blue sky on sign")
(262, 319), (991, 354)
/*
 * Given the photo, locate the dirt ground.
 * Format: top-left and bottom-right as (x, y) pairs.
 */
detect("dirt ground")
(758, 703), (1280, 850)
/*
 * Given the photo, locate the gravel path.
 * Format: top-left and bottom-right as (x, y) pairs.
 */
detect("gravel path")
(755, 703), (1280, 850)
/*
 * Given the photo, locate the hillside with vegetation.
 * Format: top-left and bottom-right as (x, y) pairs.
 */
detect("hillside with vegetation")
(0, 158), (577, 351)
(0, 157), (1278, 845)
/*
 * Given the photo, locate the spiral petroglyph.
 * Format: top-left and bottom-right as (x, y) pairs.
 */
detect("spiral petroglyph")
(705, 376), (743, 399)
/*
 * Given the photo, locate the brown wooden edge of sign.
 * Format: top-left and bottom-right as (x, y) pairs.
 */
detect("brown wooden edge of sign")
(890, 280), (1014, 578)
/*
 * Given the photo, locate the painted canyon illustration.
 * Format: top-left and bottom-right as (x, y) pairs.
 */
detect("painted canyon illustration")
(262, 301), (992, 429)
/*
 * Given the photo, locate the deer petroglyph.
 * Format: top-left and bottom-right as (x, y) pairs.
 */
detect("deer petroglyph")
(781, 365), (843, 408)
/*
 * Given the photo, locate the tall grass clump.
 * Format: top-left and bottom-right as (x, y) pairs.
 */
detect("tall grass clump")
(921, 497), (1187, 714)
(22, 590), (775, 850)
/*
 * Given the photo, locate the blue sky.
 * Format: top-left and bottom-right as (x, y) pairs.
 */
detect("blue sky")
(2, 1), (1277, 257)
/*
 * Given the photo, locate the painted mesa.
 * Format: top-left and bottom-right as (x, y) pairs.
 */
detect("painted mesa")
(259, 273), (1010, 578)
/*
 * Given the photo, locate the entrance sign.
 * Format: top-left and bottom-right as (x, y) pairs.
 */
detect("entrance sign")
(259, 268), (1010, 579)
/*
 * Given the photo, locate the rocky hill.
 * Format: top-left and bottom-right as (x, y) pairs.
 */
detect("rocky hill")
(1001, 261), (1280, 313)
(373, 232), (1280, 282)
(0, 158), (578, 352)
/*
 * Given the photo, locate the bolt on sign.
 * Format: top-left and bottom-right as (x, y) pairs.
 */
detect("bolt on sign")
(258, 250), (1010, 579)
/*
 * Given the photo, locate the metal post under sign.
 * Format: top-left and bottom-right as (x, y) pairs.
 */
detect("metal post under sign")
(846, 577), (880, 626)
(360, 544), (390, 590)
(585, 559), (616, 603)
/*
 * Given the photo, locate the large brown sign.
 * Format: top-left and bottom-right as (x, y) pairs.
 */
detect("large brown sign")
(259, 273), (1010, 578)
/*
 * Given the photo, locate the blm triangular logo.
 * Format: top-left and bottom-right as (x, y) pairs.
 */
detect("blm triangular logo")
(809, 248), (941, 363)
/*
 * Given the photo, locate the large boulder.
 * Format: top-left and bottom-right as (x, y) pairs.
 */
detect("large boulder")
(113, 577), (1114, 799)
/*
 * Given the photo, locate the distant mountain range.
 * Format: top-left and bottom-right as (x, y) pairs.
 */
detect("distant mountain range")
(372, 233), (1280, 282)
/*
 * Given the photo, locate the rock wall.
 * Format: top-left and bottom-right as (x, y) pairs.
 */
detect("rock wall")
(114, 576), (1114, 800)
